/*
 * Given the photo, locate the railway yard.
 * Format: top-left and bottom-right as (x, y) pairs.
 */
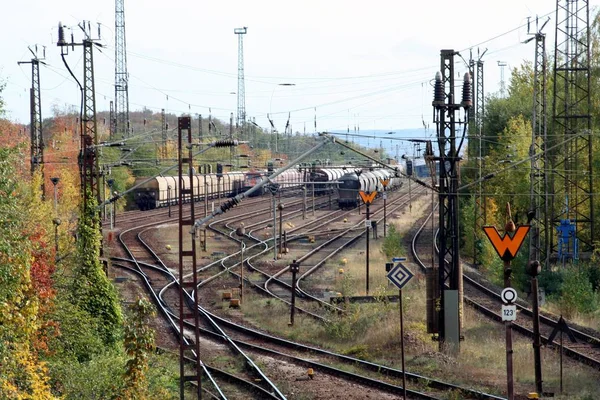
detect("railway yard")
(103, 187), (600, 399)
(5, 1), (600, 399)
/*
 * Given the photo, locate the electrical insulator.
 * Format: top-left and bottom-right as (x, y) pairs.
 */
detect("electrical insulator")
(57, 22), (65, 46)
(220, 197), (240, 212)
(462, 72), (472, 109)
(214, 139), (236, 147)
(433, 71), (445, 106)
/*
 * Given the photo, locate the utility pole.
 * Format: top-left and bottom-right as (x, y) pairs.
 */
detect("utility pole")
(229, 112), (234, 166)
(115, 0), (130, 137)
(366, 199), (370, 295)
(522, 13), (549, 400)
(526, 17), (550, 270)
(432, 50), (472, 353)
(234, 27), (247, 134)
(161, 108), (167, 160)
(271, 186), (278, 260)
(497, 61), (507, 98)
(198, 114), (203, 142)
(18, 45), (46, 193)
(57, 21), (102, 206)
(551, 0), (593, 255)
(177, 116), (202, 399)
(109, 100), (115, 139)
(474, 48), (487, 265)
(278, 203), (284, 255)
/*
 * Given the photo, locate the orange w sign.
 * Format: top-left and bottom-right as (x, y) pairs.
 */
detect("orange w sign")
(380, 179), (389, 187)
(483, 225), (530, 261)
(359, 191), (377, 204)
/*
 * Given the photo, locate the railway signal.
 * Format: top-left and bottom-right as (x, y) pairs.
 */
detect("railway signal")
(289, 260), (300, 326)
(267, 183), (280, 260)
(380, 179), (389, 237)
(482, 204), (529, 400)
(359, 190), (376, 295)
(236, 224), (246, 304)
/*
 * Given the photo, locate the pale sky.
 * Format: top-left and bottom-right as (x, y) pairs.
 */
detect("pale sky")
(2, 0), (597, 137)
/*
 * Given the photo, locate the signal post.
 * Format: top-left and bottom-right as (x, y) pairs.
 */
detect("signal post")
(359, 190), (377, 295)
(483, 207), (530, 400)
(380, 179), (389, 237)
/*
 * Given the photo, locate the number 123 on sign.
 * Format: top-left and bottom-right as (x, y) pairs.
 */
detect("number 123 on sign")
(501, 305), (517, 321)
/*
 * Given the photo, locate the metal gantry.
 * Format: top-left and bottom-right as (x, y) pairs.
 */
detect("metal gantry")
(115, 0), (130, 137)
(18, 46), (45, 189)
(474, 49), (487, 265)
(551, 0), (594, 255)
(234, 27), (247, 133)
(177, 116), (202, 398)
(58, 21), (102, 206)
(82, 38), (101, 205)
(526, 19), (550, 270)
(432, 49), (472, 352)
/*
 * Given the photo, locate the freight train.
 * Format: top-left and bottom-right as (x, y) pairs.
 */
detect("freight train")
(133, 166), (354, 210)
(337, 167), (405, 209)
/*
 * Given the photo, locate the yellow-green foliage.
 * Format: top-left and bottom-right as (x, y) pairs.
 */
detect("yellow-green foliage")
(0, 148), (55, 399)
(122, 298), (157, 399)
(70, 194), (123, 347)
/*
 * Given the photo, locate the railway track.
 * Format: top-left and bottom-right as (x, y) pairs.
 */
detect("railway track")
(116, 222), (289, 398)
(113, 189), (508, 399)
(103, 186), (310, 228)
(196, 187), (414, 322)
(410, 205), (600, 370)
(115, 255), (505, 400)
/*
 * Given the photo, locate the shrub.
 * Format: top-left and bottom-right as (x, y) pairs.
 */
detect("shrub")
(381, 224), (405, 259)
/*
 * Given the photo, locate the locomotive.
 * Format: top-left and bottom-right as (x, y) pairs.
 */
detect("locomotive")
(337, 167), (404, 209)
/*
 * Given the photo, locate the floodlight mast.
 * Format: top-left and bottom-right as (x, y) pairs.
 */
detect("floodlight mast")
(234, 27), (248, 133)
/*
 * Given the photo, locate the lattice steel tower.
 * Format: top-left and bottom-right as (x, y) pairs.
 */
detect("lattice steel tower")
(234, 27), (247, 132)
(115, 0), (130, 138)
(57, 22), (102, 206)
(432, 50), (472, 352)
(551, 0), (593, 253)
(526, 18), (550, 269)
(474, 49), (487, 265)
(18, 46), (45, 187)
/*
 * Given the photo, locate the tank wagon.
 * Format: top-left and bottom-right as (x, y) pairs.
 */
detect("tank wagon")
(337, 167), (405, 209)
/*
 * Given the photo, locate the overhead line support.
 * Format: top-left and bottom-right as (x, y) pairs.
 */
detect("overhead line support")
(18, 47), (46, 195)
(432, 49), (472, 353)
